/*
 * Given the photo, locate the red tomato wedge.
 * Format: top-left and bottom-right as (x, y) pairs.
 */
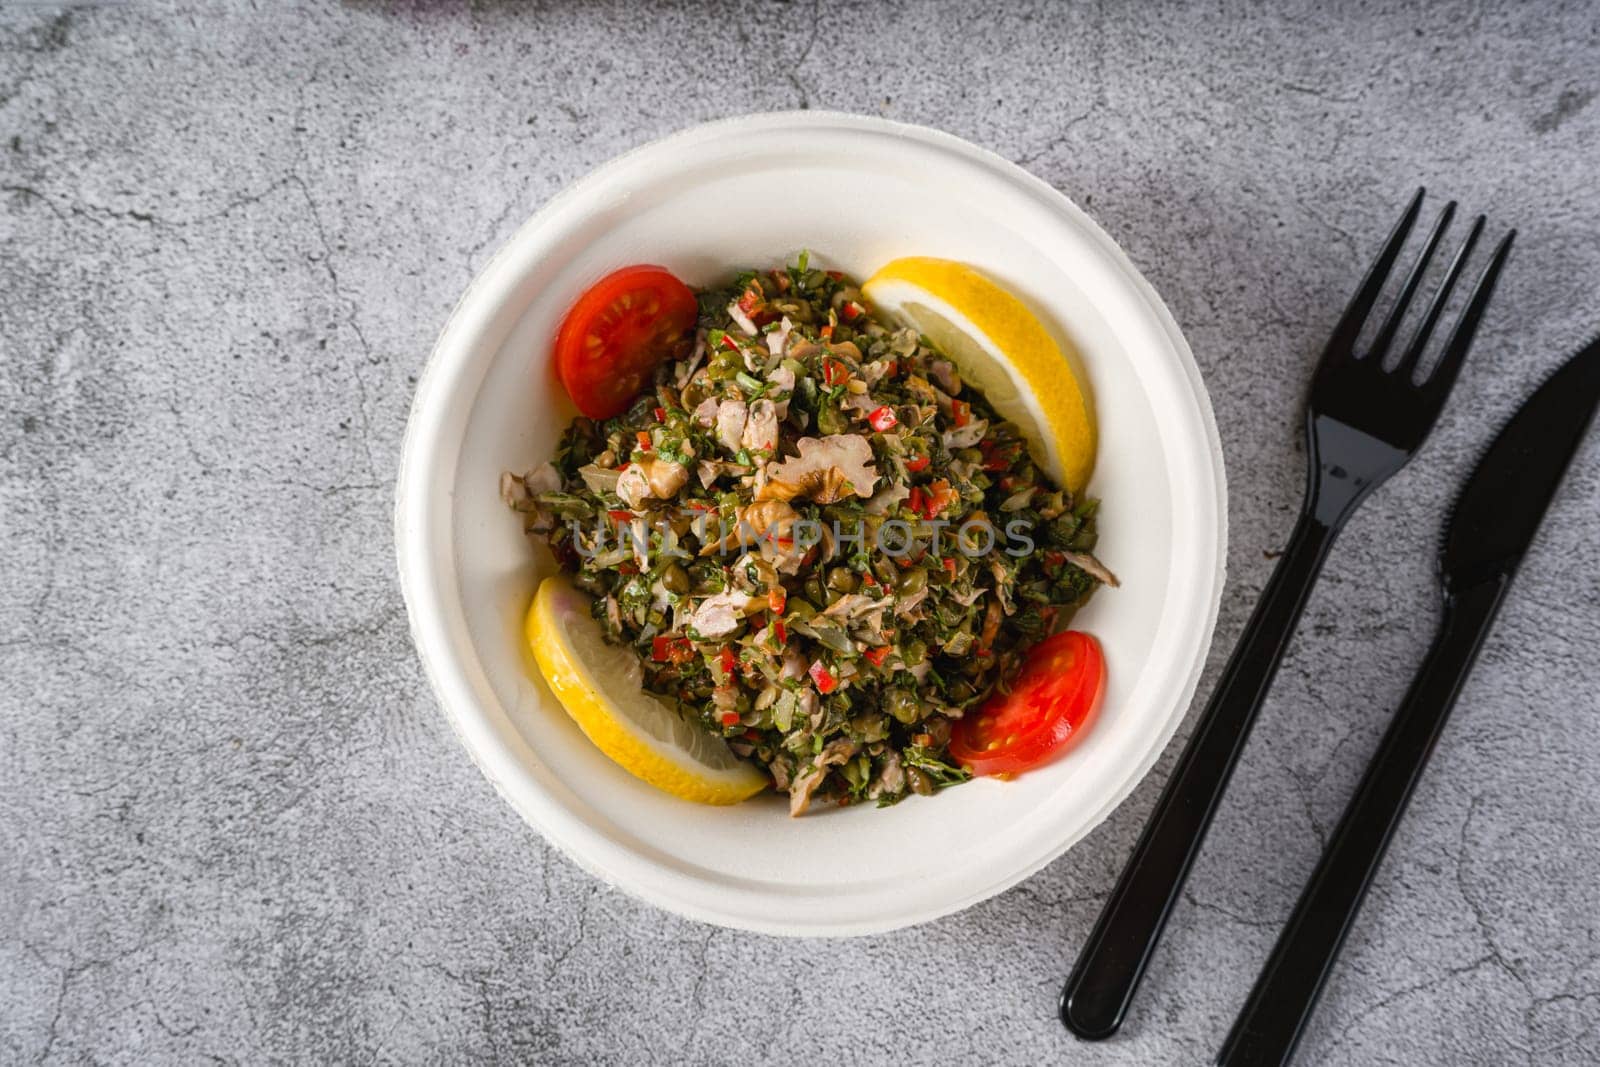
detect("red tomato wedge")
(554, 265), (697, 419)
(950, 631), (1106, 776)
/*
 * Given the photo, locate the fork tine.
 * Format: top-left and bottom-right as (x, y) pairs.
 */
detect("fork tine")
(1417, 229), (1515, 400)
(1393, 215), (1484, 380)
(1327, 188), (1425, 355)
(1368, 201), (1456, 366)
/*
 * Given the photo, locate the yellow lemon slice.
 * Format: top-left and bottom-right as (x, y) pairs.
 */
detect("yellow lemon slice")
(526, 575), (767, 805)
(862, 257), (1096, 494)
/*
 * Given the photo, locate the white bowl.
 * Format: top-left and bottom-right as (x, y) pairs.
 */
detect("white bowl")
(396, 112), (1226, 936)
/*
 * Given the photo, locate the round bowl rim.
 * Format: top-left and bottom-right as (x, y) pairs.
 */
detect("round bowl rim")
(394, 109), (1228, 936)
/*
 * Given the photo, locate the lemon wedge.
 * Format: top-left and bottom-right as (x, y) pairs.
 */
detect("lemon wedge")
(525, 575), (767, 805)
(861, 257), (1096, 494)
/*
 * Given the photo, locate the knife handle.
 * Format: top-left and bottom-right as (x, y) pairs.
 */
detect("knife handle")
(1216, 575), (1511, 1067)
(1061, 510), (1340, 1040)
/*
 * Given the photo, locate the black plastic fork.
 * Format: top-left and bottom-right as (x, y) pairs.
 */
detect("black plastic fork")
(1060, 189), (1514, 1040)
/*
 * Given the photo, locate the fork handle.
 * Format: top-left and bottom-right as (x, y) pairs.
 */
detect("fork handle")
(1061, 509), (1339, 1040)
(1215, 575), (1510, 1066)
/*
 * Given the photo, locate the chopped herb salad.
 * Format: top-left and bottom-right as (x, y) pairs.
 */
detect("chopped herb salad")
(504, 256), (1116, 814)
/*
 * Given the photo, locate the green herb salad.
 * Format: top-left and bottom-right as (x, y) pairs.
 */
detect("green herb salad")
(503, 256), (1116, 814)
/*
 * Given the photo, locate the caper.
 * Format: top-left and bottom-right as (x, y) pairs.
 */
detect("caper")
(901, 639), (927, 667)
(660, 563), (690, 595)
(850, 714), (889, 743)
(803, 269), (829, 291)
(803, 577), (826, 606)
(785, 598), (818, 623)
(708, 350), (742, 380)
(887, 688), (921, 725)
(826, 566), (858, 594)
(896, 567), (928, 596)
(907, 767), (934, 796)
(574, 571), (609, 597)
(688, 559), (722, 592)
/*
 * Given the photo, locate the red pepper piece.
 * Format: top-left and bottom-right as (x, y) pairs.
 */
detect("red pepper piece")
(808, 660), (838, 694)
(978, 439), (1011, 471)
(651, 635), (693, 664)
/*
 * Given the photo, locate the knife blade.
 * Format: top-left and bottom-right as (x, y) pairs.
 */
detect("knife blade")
(1218, 334), (1600, 1067)
(1442, 334), (1600, 588)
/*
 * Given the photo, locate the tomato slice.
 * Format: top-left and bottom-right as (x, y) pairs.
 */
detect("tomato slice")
(554, 265), (697, 419)
(949, 631), (1106, 776)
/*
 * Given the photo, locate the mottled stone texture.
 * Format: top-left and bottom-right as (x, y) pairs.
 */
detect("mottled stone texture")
(2, 1), (1597, 1063)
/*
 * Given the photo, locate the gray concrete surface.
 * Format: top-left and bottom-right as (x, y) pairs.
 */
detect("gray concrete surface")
(3, 1), (1598, 1063)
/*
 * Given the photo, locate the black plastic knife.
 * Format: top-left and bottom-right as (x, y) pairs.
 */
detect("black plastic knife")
(1216, 335), (1600, 1067)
